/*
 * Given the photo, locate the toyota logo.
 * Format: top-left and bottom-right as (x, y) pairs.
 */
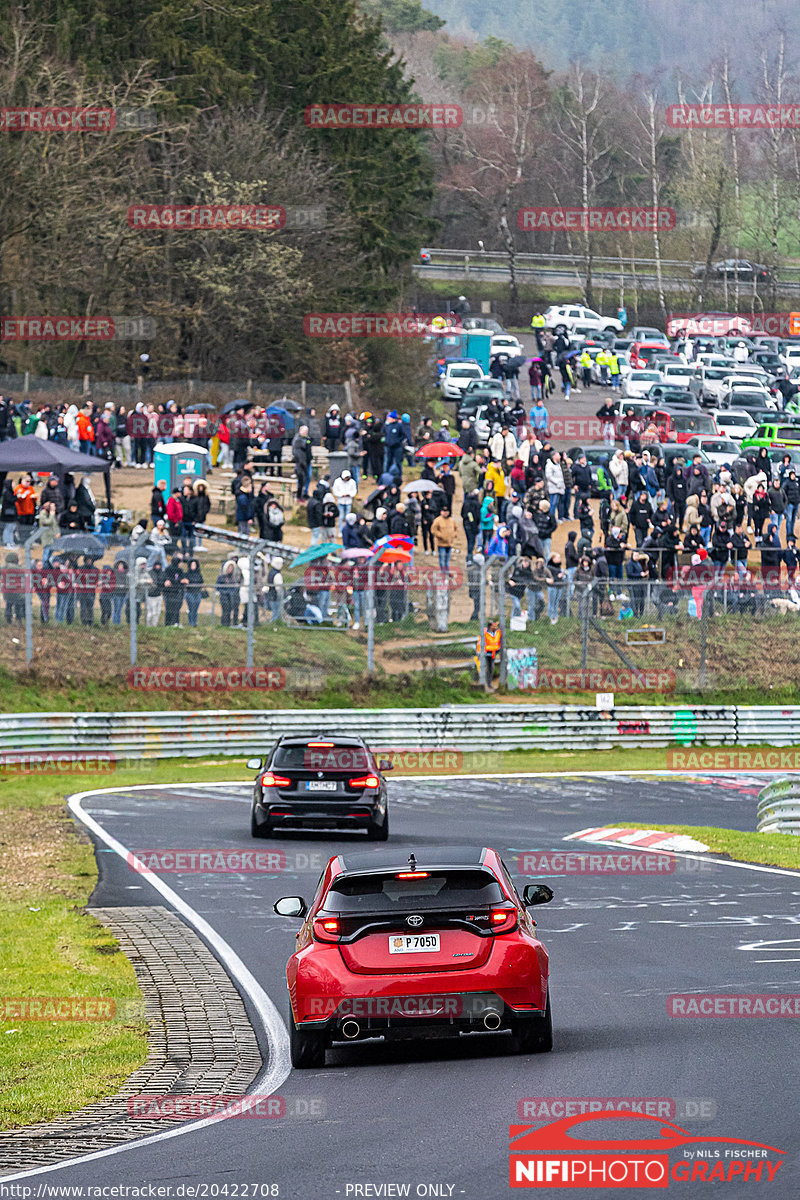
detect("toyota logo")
(407, 915), (423, 927)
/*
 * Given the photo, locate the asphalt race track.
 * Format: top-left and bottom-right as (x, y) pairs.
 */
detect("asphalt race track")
(6, 772), (800, 1198)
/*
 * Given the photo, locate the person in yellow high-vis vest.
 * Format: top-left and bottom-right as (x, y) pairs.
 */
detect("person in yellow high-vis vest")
(579, 349), (593, 389)
(608, 350), (620, 390)
(475, 619), (502, 687)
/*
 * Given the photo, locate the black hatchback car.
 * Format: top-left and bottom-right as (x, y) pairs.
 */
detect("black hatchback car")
(248, 734), (393, 840)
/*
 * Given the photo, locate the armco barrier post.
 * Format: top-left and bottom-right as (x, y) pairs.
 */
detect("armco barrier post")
(128, 541), (138, 665)
(23, 528), (42, 665)
(477, 557), (488, 689)
(366, 562), (376, 676)
(579, 581), (593, 670)
(498, 557), (517, 689)
(246, 544), (258, 668)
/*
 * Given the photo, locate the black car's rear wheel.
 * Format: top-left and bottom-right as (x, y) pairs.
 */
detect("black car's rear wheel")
(367, 812), (389, 841)
(513, 989), (553, 1054)
(289, 1009), (327, 1069)
(250, 807), (271, 839)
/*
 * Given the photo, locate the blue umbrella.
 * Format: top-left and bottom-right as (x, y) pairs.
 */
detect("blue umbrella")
(290, 543), (340, 567)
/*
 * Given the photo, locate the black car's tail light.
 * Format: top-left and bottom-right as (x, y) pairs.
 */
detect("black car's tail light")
(313, 917), (340, 943)
(262, 771), (291, 787)
(349, 774), (380, 789)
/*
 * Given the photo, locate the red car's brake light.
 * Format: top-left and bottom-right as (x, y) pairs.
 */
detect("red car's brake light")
(349, 774), (380, 789)
(307, 741), (334, 747)
(490, 908), (518, 933)
(313, 917), (340, 943)
(396, 871), (429, 879)
(261, 771), (291, 787)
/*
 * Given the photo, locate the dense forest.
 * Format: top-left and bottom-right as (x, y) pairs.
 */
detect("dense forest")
(2, 0), (800, 391)
(399, 0), (799, 81)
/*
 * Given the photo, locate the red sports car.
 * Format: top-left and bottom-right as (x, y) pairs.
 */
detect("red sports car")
(273, 846), (553, 1068)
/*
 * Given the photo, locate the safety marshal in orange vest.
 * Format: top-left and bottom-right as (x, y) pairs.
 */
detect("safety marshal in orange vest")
(475, 619), (502, 688)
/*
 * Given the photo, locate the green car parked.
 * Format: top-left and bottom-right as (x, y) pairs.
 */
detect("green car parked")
(740, 422), (800, 451)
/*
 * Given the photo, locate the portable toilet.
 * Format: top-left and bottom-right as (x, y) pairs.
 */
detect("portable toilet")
(154, 442), (210, 492)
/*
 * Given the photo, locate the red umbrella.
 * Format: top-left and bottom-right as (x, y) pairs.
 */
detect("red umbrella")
(416, 441), (465, 458)
(372, 546), (413, 564)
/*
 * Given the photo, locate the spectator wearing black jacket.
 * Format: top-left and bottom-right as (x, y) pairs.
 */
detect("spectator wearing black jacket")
(711, 521), (732, 577)
(458, 420), (479, 453)
(389, 504), (412, 537)
(760, 523), (783, 587)
(666, 466), (688, 528)
(683, 456), (710, 493)
(59, 501), (85, 532)
(752, 486), (771, 541)
(783, 536), (799, 586)
(370, 507), (388, 543)
(180, 483), (197, 555)
(162, 556), (187, 626)
(150, 480), (167, 525)
(784, 471), (800, 539)
(656, 516), (681, 580)
(629, 491), (652, 547)
(533, 500), (557, 561)
(683, 525), (704, 555)
(768, 479), (787, 540)
(461, 489), (480, 560)
(730, 525), (751, 578)
(306, 489), (325, 546)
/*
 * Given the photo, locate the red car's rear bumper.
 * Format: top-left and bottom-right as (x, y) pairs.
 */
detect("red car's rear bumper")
(288, 937), (549, 1026)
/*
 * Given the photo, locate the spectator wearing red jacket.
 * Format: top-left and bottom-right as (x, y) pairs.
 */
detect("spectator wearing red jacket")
(166, 489), (183, 539)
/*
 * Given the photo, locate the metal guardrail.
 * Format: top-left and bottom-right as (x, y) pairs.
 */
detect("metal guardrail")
(757, 777), (800, 834)
(419, 247), (800, 280)
(0, 704), (742, 759)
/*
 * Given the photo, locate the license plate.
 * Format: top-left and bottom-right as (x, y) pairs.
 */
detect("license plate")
(389, 934), (440, 954)
(306, 781), (338, 792)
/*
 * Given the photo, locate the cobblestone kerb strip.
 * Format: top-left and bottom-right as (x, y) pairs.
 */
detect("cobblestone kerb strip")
(0, 906), (263, 1173)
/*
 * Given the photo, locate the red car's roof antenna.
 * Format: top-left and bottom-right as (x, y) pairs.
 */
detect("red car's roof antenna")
(408, 854), (418, 871)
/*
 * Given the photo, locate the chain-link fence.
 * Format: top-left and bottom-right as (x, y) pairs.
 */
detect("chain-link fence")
(2, 528), (798, 701)
(0, 373), (348, 408)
